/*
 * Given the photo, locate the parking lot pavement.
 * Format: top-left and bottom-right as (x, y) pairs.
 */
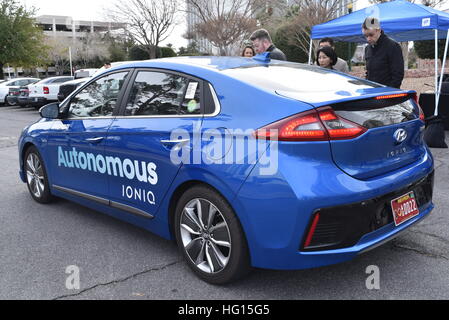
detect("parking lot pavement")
(0, 105), (448, 300)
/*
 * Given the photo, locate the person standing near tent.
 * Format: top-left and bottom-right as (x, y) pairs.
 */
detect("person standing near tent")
(363, 17), (404, 89)
(318, 38), (349, 73)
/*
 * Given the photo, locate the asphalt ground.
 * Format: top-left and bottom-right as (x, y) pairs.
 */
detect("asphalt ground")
(0, 105), (448, 300)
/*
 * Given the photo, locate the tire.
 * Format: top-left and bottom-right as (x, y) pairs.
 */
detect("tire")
(5, 96), (17, 106)
(24, 146), (53, 204)
(174, 185), (251, 284)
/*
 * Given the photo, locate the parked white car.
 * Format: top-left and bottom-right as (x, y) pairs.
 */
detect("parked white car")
(27, 76), (74, 108)
(0, 78), (40, 105)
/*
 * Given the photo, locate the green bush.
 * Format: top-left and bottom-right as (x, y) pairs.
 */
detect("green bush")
(414, 40), (446, 60)
(334, 42), (357, 62)
(273, 25), (308, 63)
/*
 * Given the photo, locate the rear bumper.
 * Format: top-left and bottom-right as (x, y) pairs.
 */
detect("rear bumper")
(24, 97), (52, 107)
(235, 145), (434, 270)
(301, 171), (434, 252)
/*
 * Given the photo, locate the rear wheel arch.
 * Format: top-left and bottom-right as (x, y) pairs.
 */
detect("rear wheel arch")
(170, 181), (252, 284)
(168, 181), (216, 238)
(167, 181), (248, 246)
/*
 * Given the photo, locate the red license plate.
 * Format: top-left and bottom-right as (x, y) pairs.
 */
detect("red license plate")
(391, 191), (420, 226)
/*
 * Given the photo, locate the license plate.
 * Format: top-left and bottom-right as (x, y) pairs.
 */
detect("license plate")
(391, 191), (420, 226)
(33, 98), (38, 102)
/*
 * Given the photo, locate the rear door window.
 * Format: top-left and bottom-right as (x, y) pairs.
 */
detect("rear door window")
(124, 71), (201, 116)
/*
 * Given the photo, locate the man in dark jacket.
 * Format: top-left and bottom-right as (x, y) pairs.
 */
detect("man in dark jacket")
(250, 29), (287, 61)
(363, 17), (404, 89)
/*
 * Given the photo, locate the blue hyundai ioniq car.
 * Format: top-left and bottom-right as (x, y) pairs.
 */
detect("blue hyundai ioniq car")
(18, 56), (434, 284)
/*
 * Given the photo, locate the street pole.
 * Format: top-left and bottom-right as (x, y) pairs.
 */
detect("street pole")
(347, 2), (353, 72)
(69, 47), (73, 77)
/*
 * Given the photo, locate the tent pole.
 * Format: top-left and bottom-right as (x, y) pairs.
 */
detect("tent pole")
(436, 28), (449, 115)
(435, 29), (439, 116)
(308, 38), (313, 65)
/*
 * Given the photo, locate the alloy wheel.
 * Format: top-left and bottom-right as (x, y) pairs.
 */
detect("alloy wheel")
(26, 152), (45, 199)
(179, 198), (232, 274)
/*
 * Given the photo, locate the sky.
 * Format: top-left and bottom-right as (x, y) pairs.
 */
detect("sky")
(24, 0), (449, 51)
(21, 0), (188, 49)
(20, 0), (374, 51)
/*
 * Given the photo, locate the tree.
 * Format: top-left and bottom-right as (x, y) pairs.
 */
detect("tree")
(46, 37), (72, 75)
(279, 1), (344, 60)
(129, 45), (177, 60)
(0, 0), (48, 79)
(108, 0), (179, 59)
(106, 33), (134, 63)
(159, 47), (177, 58)
(72, 33), (110, 68)
(414, 39), (446, 60)
(129, 45), (150, 60)
(185, 0), (262, 56)
(273, 24), (308, 63)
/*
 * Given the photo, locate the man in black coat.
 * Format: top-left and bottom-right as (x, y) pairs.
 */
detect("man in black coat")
(363, 17), (404, 89)
(250, 29), (287, 61)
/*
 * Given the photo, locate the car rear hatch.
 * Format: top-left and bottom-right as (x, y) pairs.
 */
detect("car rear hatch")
(276, 91), (426, 180)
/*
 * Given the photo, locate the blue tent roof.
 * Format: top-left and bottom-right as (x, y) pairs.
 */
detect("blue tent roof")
(311, 0), (449, 42)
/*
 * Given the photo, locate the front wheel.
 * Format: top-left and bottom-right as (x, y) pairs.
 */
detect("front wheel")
(175, 185), (251, 284)
(24, 146), (52, 203)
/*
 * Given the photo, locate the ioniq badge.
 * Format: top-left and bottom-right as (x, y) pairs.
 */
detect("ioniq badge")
(394, 128), (408, 144)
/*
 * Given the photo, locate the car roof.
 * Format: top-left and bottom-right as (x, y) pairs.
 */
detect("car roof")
(111, 56), (291, 73)
(42, 76), (74, 80)
(0, 78), (40, 85)
(61, 78), (89, 86)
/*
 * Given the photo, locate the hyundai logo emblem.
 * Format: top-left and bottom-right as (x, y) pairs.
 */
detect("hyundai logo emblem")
(394, 129), (408, 144)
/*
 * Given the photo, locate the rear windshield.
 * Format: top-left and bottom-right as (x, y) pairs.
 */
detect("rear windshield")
(333, 97), (419, 129)
(222, 64), (379, 94)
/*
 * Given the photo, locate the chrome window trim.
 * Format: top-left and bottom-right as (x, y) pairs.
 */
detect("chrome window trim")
(59, 72), (221, 121)
(63, 70), (132, 120)
(207, 83), (221, 117)
(112, 82), (221, 120)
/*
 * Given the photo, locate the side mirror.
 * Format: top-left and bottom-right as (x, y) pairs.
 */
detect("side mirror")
(39, 102), (60, 119)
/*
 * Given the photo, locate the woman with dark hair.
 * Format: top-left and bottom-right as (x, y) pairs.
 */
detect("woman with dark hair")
(242, 46), (255, 57)
(316, 46), (338, 69)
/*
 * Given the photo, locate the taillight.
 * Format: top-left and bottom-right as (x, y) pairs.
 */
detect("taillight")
(255, 107), (366, 141)
(412, 93), (425, 122)
(318, 107), (367, 140)
(43, 87), (49, 94)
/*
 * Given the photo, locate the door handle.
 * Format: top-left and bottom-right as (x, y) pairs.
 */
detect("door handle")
(86, 137), (105, 144)
(160, 139), (190, 151)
